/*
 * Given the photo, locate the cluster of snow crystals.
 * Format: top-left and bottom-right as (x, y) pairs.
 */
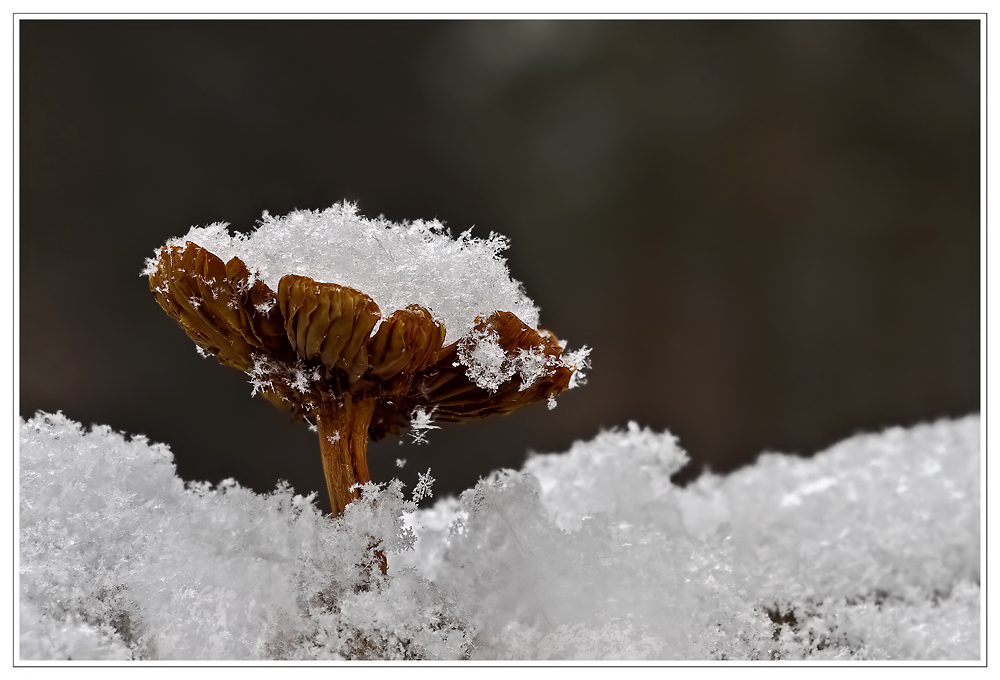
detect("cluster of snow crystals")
(156, 202), (540, 343)
(454, 328), (513, 392)
(456, 328), (568, 393)
(407, 407), (440, 445)
(560, 345), (592, 389)
(247, 354), (320, 397)
(20, 412), (979, 661)
(513, 347), (553, 391)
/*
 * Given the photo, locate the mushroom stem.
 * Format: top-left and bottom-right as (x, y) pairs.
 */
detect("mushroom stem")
(315, 390), (377, 517)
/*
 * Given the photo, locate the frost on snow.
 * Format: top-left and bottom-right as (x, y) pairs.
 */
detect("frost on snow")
(146, 202), (540, 344)
(19, 412), (980, 661)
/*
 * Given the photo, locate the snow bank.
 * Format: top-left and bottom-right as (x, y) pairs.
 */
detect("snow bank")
(19, 413), (980, 661)
(147, 202), (540, 343)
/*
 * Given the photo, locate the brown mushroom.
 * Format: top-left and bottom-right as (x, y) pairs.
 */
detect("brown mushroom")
(147, 239), (584, 518)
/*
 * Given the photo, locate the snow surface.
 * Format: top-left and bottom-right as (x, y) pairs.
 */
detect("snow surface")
(19, 413), (980, 661)
(152, 202), (541, 343)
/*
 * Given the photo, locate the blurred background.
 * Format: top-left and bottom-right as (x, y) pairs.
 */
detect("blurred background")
(19, 20), (980, 512)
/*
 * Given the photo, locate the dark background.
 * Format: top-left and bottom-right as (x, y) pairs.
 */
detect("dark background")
(20, 20), (980, 513)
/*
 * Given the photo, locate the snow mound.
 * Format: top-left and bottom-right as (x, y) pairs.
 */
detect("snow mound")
(19, 412), (980, 661)
(157, 202), (540, 343)
(18, 412), (469, 661)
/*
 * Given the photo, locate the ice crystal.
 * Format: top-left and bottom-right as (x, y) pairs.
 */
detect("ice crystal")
(408, 407), (440, 446)
(412, 469), (436, 504)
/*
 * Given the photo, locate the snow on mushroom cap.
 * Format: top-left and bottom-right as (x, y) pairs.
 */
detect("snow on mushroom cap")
(167, 202), (541, 344)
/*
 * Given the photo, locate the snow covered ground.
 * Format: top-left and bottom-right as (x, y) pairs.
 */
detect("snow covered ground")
(18, 411), (980, 661)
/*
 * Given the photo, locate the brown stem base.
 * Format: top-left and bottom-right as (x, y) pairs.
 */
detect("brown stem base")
(316, 391), (377, 517)
(315, 391), (388, 576)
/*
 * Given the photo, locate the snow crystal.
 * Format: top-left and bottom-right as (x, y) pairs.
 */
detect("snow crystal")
(412, 469), (436, 504)
(159, 202), (541, 343)
(408, 407), (441, 445)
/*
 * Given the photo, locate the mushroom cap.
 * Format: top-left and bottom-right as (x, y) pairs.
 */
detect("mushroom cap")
(148, 240), (580, 434)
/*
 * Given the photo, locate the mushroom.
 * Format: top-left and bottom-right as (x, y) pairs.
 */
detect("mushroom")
(145, 211), (587, 519)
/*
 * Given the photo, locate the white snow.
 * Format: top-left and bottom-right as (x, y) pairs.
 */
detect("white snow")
(152, 202), (541, 344)
(19, 412), (980, 661)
